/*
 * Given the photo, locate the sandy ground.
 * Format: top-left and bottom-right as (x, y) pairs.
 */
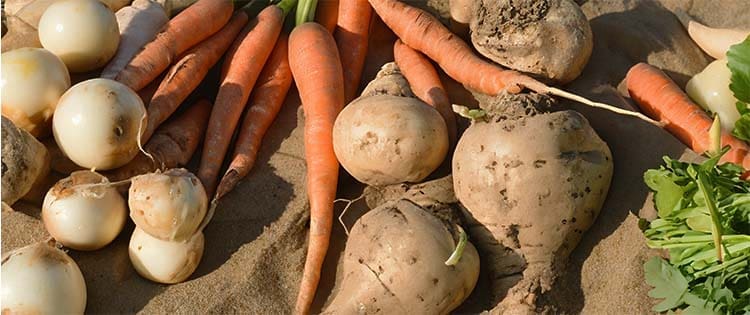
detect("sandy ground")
(3, 0), (750, 314)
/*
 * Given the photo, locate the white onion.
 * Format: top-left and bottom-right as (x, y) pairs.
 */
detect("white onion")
(42, 170), (126, 251)
(0, 48), (70, 137)
(129, 168), (208, 242)
(52, 78), (146, 170)
(1, 241), (87, 314)
(38, 0), (119, 72)
(128, 227), (204, 284)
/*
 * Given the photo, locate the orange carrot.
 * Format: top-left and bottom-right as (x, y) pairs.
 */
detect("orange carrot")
(626, 63), (750, 167)
(141, 12), (249, 143)
(114, 0), (234, 91)
(368, 0), (546, 95)
(394, 39), (457, 146)
(288, 22), (344, 315)
(334, 0), (372, 102)
(198, 5), (285, 194)
(314, 0), (338, 33)
(214, 33), (293, 200)
(106, 99), (211, 181)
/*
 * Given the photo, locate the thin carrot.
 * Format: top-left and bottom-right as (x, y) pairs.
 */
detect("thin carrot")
(141, 12), (249, 143)
(626, 62), (750, 167)
(214, 33), (293, 200)
(368, 0), (662, 126)
(314, 0), (338, 33)
(394, 39), (457, 146)
(198, 3), (291, 194)
(288, 22), (344, 315)
(334, 0), (372, 102)
(114, 0), (234, 91)
(367, 0), (544, 95)
(106, 99), (211, 182)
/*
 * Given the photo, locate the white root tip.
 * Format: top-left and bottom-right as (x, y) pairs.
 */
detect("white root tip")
(334, 194), (365, 236)
(546, 87), (665, 127)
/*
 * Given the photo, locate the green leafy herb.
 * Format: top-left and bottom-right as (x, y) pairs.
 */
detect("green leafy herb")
(642, 150), (750, 314)
(728, 36), (750, 140)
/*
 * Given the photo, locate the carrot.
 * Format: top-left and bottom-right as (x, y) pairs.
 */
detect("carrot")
(214, 33), (293, 200)
(198, 3), (290, 194)
(368, 0), (662, 126)
(106, 99), (211, 182)
(334, 0), (372, 102)
(101, 0), (169, 79)
(288, 22), (344, 315)
(314, 0), (338, 33)
(114, 0), (234, 91)
(626, 62), (750, 167)
(394, 39), (457, 146)
(140, 12), (249, 143)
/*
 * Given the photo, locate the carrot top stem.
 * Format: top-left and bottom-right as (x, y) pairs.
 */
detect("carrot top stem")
(277, 0), (297, 17)
(295, 0), (317, 25)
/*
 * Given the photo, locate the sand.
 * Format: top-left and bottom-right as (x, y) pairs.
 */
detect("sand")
(3, 0), (750, 313)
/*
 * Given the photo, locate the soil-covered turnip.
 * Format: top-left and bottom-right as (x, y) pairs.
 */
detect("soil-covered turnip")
(323, 199), (479, 314)
(467, 0), (593, 84)
(333, 63), (449, 186)
(452, 93), (613, 312)
(1, 116), (50, 205)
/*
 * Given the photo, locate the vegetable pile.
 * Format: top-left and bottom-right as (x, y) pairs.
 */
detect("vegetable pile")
(4, 0), (748, 313)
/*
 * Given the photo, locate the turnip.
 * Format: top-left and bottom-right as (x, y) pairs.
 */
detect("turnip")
(466, 0), (593, 84)
(675, 10), (750, 60)
(42, 170), (127, 251)
(323, 199), (479, 314)
(38, 0), (120, 72)
(452, 93), (613, 312)
(128, 226), (205, 284)
(52, 78), (146, 170)
(1, 240), (87, 314)
(686, 59), (739, 131)
(2, 116), (50, 205)
(332, 63), (449, 186)
(128, 168), (208, 242)
(1, 47), (70, 137)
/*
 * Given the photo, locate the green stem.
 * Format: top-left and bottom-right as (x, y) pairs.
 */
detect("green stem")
(276, 0), (297, 17)
(696, 171), (724, 262)
(295, 0), (318, 26)
(709, 115), (722, 157)
(692, 254), (747, 278)
(444, 226), (468, 266)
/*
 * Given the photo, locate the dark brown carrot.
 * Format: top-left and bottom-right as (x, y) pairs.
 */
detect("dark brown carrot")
(214, 33), (293, 200)
(106, 99), (211, 182)
(114, 0), (234, 91)
(288, 22), (345, 315)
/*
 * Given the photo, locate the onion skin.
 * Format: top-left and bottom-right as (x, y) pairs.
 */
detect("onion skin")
(42, 170), (127, 251)
(1, 241), (87, 314)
